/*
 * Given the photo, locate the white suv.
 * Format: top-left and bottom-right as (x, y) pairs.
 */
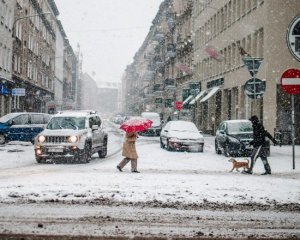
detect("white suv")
(34, 110), (108, 163)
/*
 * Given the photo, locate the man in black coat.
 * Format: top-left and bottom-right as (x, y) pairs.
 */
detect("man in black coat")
(244, 115), (277, 175)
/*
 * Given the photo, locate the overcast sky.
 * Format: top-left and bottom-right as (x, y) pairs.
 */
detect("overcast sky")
(55, 0), (163, 85)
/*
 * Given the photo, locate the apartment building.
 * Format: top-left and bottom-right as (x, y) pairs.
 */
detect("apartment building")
(122, 0), (194, 121)
(0, 0), (14, 117)
(192, 0), (300, 142)
(12, 0), (58, 112)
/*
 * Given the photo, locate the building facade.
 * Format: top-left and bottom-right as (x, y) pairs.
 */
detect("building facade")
(192, 0), (300, 143)
(0, 0), (80, 116)
(77, 73), (99, 111)
(12, 0), (58, 113)
(122, 0), (194, 121)
(0, 0), (15, 117)
(122, 0), (300, 144)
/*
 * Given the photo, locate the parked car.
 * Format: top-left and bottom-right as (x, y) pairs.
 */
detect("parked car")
(34, 110), (108, 163)
(0, 112), (51, 145)
(160, 120), (204, 152)
(140, 112), (162, 136)
(215, 119), (270, 157)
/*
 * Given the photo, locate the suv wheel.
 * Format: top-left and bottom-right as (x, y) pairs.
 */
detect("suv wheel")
(98, 138), (107, 158)
(81, 143), (91, 163)
(215, 140), (222, 154)
(0, 134), (6, 145)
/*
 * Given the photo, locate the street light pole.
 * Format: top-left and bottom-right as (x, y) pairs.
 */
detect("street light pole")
(12, 12), (51, 36)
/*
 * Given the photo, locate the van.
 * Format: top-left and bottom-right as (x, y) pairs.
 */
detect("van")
(0, 112), (51, 144)
(140, 112), (162, 136)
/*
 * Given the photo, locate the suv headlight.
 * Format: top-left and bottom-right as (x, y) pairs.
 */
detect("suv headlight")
(38, 135), (46, 143)
(68, 135), (79, 143)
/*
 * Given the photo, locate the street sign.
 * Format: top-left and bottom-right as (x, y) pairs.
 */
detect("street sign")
(175, 101), (183, 110)
(12, 88), (26, 96)
(0, 84), (8, 95)
(280, 68), (300, 94)
(287, 15), (300, 62)
(243, 57), (263, 76)
(244, 78), (266, 99)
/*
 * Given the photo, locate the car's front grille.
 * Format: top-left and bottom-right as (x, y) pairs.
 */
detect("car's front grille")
(45, 136), (68, 143)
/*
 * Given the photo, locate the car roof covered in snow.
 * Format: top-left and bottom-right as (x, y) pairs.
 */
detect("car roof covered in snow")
(141, 112), (160, 117)
(53, 111), (97, 118)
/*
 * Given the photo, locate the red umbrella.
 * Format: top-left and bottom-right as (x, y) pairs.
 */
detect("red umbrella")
(120, 117), (153, 133)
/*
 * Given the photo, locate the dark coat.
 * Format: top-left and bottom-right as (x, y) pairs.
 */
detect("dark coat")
(249, 115), (276, 147)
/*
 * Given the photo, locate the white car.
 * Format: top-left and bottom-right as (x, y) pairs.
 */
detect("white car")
(140, 112), (162, 136)
(34, 110), (108, 163)
(160, 120), (204, 152)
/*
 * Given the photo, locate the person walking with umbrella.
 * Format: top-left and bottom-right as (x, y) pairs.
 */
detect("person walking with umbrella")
(117, 117), (153, 173)
(117, 131), (140, 173)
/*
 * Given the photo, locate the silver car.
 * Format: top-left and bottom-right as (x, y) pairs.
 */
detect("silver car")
(160, 120), (204, 152)
(34, 111), (108, 163)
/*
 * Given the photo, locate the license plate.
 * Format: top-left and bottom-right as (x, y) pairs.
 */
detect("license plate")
(48, 148), (63, 153)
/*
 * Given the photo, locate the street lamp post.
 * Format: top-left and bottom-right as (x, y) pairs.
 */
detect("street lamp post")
(12, 12), (51, 35)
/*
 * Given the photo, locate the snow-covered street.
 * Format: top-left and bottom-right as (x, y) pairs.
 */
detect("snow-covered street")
(0, 121), (299, 239)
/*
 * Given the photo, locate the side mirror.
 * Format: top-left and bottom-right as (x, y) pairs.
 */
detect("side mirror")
(10, 120), (15, 126)
(92, 125), (98, 131)
(199, 130), (203, 134)
(219, 130), (225, 134)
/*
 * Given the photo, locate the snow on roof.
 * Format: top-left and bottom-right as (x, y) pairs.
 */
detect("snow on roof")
(224, 119), (251, 123)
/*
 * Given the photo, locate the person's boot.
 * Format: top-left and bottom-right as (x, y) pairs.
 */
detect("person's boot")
(261, 160), (271, 175)
(243, 159), (254, 174)
(116, 166), (122, 172)
(243, 169), (252, 174)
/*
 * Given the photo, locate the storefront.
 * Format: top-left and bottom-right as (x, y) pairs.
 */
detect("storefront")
(0, 76), (13, 117)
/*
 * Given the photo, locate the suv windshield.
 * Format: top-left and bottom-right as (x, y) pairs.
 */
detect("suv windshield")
(47, 117), (86, 130)
(227, 122), (253, 134)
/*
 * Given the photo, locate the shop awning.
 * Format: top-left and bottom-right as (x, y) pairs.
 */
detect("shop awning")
(200, 87), (220, 103)
(189, 90), (206, 105)
(183, 95), (193, 105)
(0, 76), (14, 83)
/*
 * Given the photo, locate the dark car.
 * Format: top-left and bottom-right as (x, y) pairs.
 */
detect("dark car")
(215, 120), (270, 157)
(0, 112), (51, 145)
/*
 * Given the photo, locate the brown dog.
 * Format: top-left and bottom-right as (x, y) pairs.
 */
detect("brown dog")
(228, 158), (249, 172)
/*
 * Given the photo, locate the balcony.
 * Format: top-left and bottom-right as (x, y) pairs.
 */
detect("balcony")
(165, 43), (176, 59)
(153, 83), (164, 93)
(143, 71), (155, 81)
(144, 86), (154, 97)
(154, 32), (165, 43)
(164, 78), (176, 89)
(154, 56), (164, 69)
(166, 15), (175, 31)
